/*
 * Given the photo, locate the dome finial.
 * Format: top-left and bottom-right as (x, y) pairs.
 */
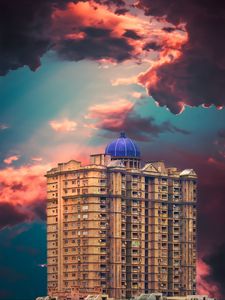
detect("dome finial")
(120, 132), (126, 138)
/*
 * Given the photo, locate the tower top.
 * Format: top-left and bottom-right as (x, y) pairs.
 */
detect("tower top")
(105, 132), (141, 158)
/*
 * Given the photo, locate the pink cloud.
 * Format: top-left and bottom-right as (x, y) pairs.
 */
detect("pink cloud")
(52, 1), (186, 65)
(197, 259), (221, 298)
(0, 164), (50, 207)
(49, 118), (77, 132)
(31, 157), (43, 162)
(0, 163), (52, 229)
(3, 155), (20, 165)
(86, 98), (134, 130)
(42, 143), (104, 166)
(131, 91), (145, 99)
(111, 76), (137, 86)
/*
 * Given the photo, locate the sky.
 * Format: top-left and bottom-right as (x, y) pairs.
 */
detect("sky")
(0, 0), (225, 299)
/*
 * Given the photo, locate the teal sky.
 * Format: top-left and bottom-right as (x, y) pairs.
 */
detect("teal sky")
(1, 52), (224, 167)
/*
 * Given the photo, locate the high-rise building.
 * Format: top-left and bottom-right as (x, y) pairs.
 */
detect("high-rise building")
(46, 133), (197, 299)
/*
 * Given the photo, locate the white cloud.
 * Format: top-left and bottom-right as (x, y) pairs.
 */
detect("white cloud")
(111, 76), (137, 86)
(49, 118), (77, 132)
(0, 123), (9, 130)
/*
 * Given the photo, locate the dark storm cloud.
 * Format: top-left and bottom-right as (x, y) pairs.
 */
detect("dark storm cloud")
(29, 200), (47, 221)
(136, 0), (225, 113)
(123, 29), (141, 40)
(162, 27), (176, 33)
(0, 0), (133, 75)
(56, 34), (133, 62)
(88, 100), (190, 141)
(0, 201), (46, 230)
(203, 243), (225, 298)
(217, 129), (225, 145)
(11, 183), (27, 192)
(96, 0), (125, 6)
(143, 41), (162, 51)
(114, 8), (129, 15)
(0, 203), (28, 229)
(103, 113), (190, 141)
(0, 0), (68, 75)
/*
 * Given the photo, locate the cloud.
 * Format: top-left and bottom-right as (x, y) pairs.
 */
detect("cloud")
(0, 203), (29, 230)
(52, 1), (159, 63)
(56, 26), (134, 62)
(131, 91), (145, 99)
(2, 0), (224, 114)
(216, 129), (225, 147)
(31, 157), (43, 162)
(0, 0), (186, 83)
(0, 0), (65, 75)
(123, 29), (141, 40)
(49, 118), (77, 132)
(3, 155), (20, 165)
(86, 99), (190, 141)
(136, 0), (225, 113)
(85, 98), (134, 128)
(0, 163), (51, 228)
(111, 76), (138, 86)
(115, 8), (129, 15)
(0, 0), (161, 75)
(0, 124), (9, 130)
(201, 244), (225, 299)
(197, 259), (221, 298)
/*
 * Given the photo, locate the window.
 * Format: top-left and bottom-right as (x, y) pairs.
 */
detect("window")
(133, 257), (139, 262)
(100, 272), (106, 278)
(133, 232), (139, 238)
(100, 264), (106, 269)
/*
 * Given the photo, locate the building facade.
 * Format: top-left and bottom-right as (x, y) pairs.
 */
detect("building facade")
(46, 133), (197, 299)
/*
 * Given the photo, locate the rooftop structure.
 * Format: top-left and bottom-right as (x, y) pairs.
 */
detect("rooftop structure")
(105, 132), (141, 158)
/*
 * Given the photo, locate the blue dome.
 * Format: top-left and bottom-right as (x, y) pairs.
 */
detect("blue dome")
(105, 132), (141, 158)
